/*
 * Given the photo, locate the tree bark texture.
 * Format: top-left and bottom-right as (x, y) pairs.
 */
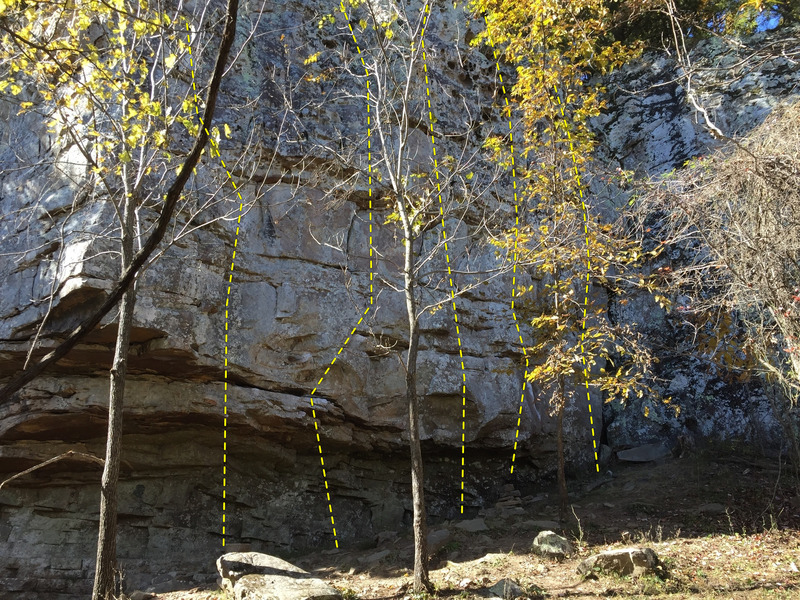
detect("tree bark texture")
(401, 208), (432, 593)
(407, 321), (431, 593)
(92, 193), (137, 600)
(557, 378), (569, 522)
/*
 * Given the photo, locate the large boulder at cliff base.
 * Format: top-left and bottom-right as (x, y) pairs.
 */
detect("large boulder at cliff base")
(217, 552), (341, 600)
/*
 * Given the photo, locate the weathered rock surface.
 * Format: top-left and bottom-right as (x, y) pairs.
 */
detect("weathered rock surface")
(599, 444), (612, 468)
(0, 1), (797, 596)
(577, 547), (661, 578)
(591, 27), (800, 176)
(217, 552), (340, 600)
(531, 531), (572, 559)
(0, 1), (568, 596)
(487, 577), (526, 599)
(617, 443), (671, 463)
(520, 520), (560, 531)
(455, 517), (489, 533)
(427, 528), (453, 554)
(594, 27), (800, 453)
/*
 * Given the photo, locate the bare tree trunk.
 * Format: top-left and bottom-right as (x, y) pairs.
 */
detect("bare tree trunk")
(400, 201), (431, 593)
(557, 376), (569, 522)
(92, 193), (136, 600)
(407, 322), (431, 592)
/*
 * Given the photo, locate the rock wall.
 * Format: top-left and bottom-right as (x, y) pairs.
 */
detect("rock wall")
(588, 25), (800, 451)
(0, 1), (587, 597)
(1, 0), (798, 596)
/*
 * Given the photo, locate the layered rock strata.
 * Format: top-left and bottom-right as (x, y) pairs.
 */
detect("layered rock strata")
(1, 1), (798, 597)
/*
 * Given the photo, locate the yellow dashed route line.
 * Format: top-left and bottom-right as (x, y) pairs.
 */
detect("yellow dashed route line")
(184, 23), (247, 548)
(476, 10), (599, 473)
(420, 3), (469, 514)
(306, 307), (371, 549)
(479, 16), (531, 476)
(340, 0), (376, 308)
(551, 86), (599, 473)
(187, 0), (380, 550)
(186, 0), (599, 554)
(269, 1), (381, 549)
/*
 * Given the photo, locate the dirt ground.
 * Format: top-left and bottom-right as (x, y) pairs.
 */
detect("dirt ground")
(152, 448), (800, 599)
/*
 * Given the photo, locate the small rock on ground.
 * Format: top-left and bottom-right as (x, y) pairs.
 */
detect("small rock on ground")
(487, 577), (526, 599)
(376, 531), (398, 544)
(577, 547), (661, 578)
(358, 549), (390, 565)
(455, 517), (488, 532)
(697, 502), (726, 514)
(427, 529), (452, 554)
(532, 531), (572, 559)
(617, 443), (670, 462)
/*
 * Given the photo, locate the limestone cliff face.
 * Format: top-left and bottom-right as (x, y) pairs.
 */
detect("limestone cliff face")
(0, 0), (797, 595)
(0, 2), (563, 596)
(588, 26), (800, 449)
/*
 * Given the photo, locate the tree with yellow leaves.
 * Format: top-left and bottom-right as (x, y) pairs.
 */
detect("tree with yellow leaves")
(472, 0), (662, 518)
(0, 0), (245, 597)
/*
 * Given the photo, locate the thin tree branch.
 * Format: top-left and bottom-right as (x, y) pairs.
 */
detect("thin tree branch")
(0, 451), (105, 491)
